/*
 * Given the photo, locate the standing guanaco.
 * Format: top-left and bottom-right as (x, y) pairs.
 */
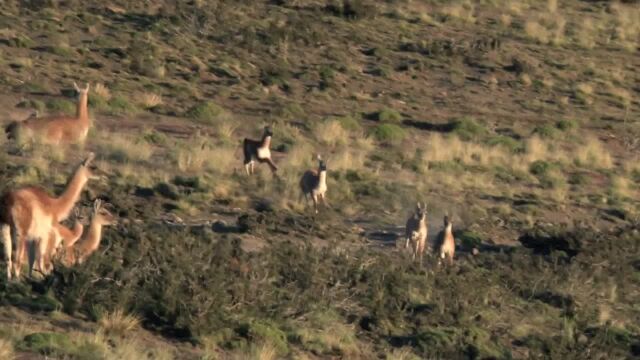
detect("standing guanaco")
(0, 153), (98, 279)
(436, 215), (456, 266)
(300, 155), (328, 214)
(5, 82), (91, 145)
(243, 126), (278, 175)
(405, 202), (428, 262)
(69, 199), (116, 265)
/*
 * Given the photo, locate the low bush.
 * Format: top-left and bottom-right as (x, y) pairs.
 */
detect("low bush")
(370, 123), (406, 144)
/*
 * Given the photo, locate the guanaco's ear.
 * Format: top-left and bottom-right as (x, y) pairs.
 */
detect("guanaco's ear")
(74, 82), (81, 92)
(84, 82), (90, 92)
(94, 199), (102, 212)
(82, 152), (95, 166)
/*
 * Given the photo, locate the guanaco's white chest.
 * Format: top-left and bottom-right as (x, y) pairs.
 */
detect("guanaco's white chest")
(257, 146), (271, 160)
(316, 171), (327, 194)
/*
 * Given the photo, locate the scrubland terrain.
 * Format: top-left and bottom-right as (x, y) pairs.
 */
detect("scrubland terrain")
(0, 0), (639, 359)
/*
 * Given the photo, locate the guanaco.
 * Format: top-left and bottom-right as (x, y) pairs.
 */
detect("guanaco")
(69, 199), (116, 265)
(243, 126), (278, 175)
(43, 221), (84, 274)
(5, 82), (91, 145)
(41, 207), (85, 273)
(0, 153), (98, 279)
(405, 202), (428, 262)
(436, 215), (456, 266)
(300, 155), (328, 214)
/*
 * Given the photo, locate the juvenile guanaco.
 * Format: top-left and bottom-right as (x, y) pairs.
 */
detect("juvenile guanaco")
(5, 82), (91, 145)
(0, 153), (98, 279)
(405, 202), (428, 262)
(300, 155), (328, 214)
(436, 215), (456, 266)
(70, 199), (116, 265)
(243, 126), (278, 175)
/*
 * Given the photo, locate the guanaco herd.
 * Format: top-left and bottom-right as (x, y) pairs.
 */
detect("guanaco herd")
(0, 82), (455, 281)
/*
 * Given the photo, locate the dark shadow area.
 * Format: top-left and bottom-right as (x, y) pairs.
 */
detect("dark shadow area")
(402, 119), (457, 132)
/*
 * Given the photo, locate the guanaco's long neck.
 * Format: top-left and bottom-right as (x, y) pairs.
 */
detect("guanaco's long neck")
(82, 219), (103, 254)
(76, 92), (89, 121)
(261, 135), (271, 149)
(52, 168), (88, 221)
(318, 170), (327, 188)
(66, 223), (84, 247)
(445, 223), (453, 235)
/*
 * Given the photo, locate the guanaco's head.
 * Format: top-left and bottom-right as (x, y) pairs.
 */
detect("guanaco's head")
(76, 152), (101, 181)
(73, 82), (90, 97)
(92, 199), (116, 226)
(415, 202), (427, 221)
(444, 215), (452, 228)
(263, 126), (273, 137)
(317, 154), (327, 172)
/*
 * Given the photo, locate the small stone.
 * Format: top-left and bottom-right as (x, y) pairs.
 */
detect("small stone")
(472, 248), (480, 256)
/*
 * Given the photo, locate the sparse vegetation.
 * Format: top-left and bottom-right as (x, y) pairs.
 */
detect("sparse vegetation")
(0, 0), (638, 358)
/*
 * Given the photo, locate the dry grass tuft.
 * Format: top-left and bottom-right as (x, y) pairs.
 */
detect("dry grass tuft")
(97, 134), (155, 163)
(136, 92), (163, 108)
(98, 309), (141, 338)
(314, 119), (349, 148)
(573, 137), (613, 169)
(0, 339), (15, 360)
(524, 15), (565, 45)
(440, 2), (476, 23)
(93, 83), (111, 101)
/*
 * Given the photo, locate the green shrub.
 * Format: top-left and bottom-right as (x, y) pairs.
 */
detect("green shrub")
(325, 0), (378, 20)
(46, 98), (75, 115)
(238, 321), (289, 355)
(376, 108), (402, 123)
(17, 99), (46, 112)
(486, 135), (523, 153)
(370, 123), (406, 143)
(185, 101), (228, 124)
(334, 115), (361, 131)
(18, 333), (73, 356)
(451, 116), (486, 141)
(532, 124), (558, 139)
(319, 66), (336, 90)
(556, 119), (577, 131)
(107, 96), (137, 115)
(529, 160), (552, 176)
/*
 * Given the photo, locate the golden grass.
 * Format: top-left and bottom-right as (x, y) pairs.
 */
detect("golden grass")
(573, 137), (613, 169)
(575, 83), (594, 96)
(547, 0), (557, 13)
(13, 57), (33, 68)
(97, 134), (155, 163)
(519, 73), (532, 87)
(136, 92), (162, 108)
(499, 14), (512, 27)
(175, 143), (237, 174)
(607, 86), (631, 108)
(609, 2), (640, 50)
(250, 343), (278, 360)
(216, 121), (239, 141)
(525, 15), (565, 45)
(314, 119), (349, 148)
(440, 2), (476, 23)
(93, 83), (112, 101)
(0, 339), (15, 360)
(610, 175), (633, 200)
(575, 19), (598, 49)
(98, 309), (141, 338)
(385, 347), (420, 360)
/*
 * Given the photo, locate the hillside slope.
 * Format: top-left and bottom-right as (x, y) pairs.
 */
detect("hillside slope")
(0, 1), (639, 359)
